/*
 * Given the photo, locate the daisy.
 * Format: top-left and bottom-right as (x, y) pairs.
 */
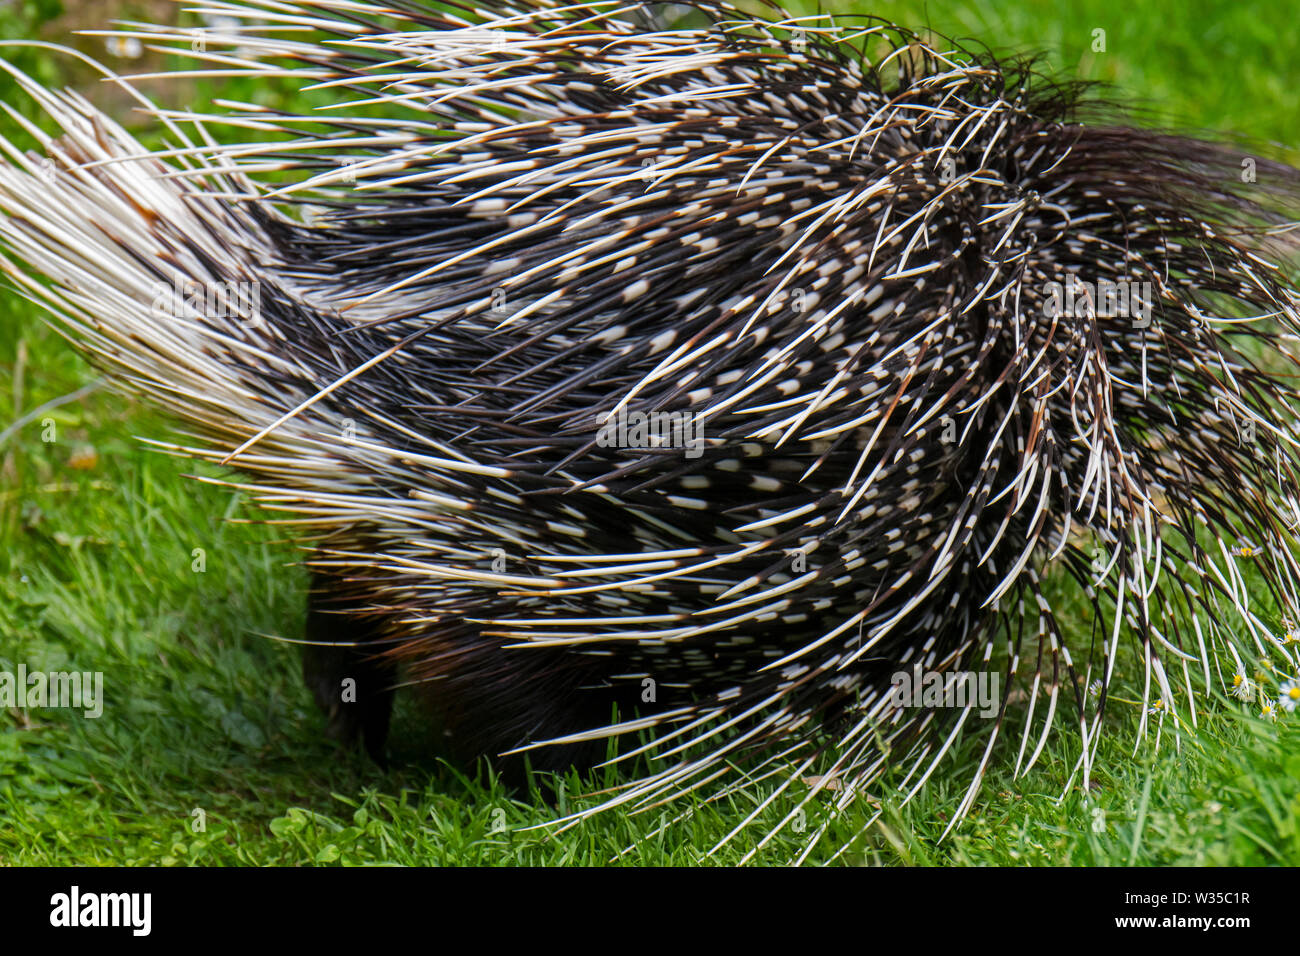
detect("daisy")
(104, 36), (143, 59)
(1229, 670), (1254, 701)
(1277, 679), (1300, 712)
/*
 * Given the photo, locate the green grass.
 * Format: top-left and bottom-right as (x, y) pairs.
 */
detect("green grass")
(2, 0), (1299, 865)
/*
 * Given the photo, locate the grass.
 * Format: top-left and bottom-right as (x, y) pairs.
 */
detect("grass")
(1, 0), (1299, 866)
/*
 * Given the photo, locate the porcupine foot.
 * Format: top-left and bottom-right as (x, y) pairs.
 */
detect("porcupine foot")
(301, 571), (395, 765)
(299, 569), (625, 782)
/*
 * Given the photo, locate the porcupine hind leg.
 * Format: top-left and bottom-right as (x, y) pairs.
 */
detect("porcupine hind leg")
(300, 570), (395, 765)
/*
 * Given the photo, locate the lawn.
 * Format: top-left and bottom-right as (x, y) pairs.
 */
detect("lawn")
(0, 0), (1297, 865)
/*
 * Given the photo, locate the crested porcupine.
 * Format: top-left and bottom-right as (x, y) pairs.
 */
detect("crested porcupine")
(1, 0), (1299, 862)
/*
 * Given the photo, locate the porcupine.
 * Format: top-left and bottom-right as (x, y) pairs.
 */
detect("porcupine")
(1, 0), (1299, 861)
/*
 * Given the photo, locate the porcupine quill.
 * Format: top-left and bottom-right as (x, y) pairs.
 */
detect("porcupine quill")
(1, 0), (1299, 863)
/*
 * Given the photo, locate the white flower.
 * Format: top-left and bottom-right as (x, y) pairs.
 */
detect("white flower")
(104, 36), (143, 59)
(1277, 679), (1300, 712)
(1229, 670), (1254, 701)
(1260, 697), (1278, 722)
